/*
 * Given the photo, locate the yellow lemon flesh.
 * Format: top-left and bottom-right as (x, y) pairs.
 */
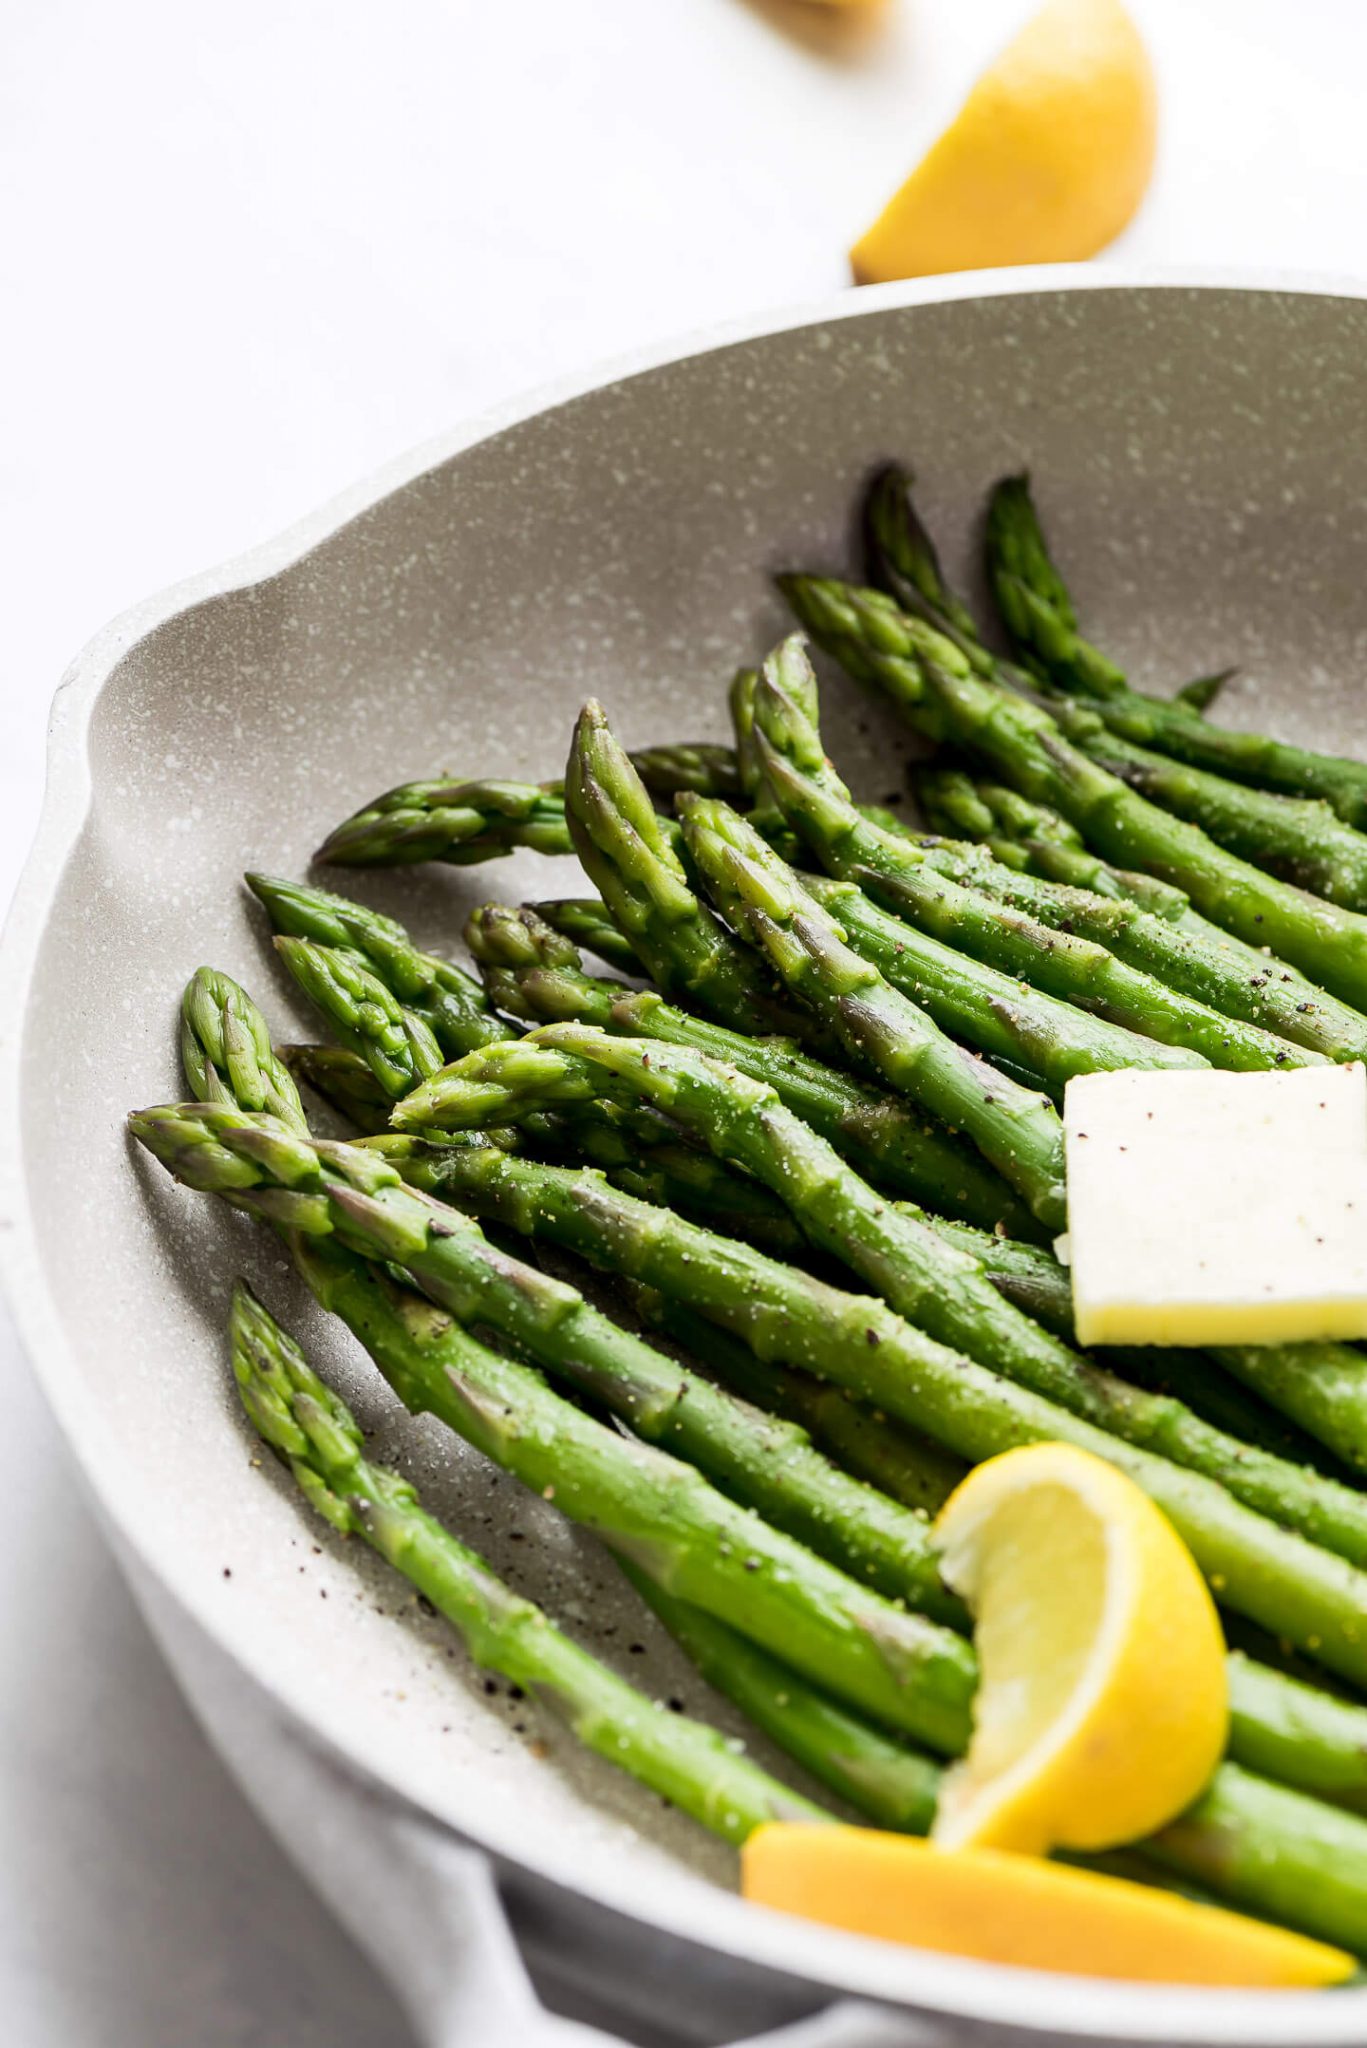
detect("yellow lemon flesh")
(932, 1442), (1227, 1856)
(851, 0), (1156, 285)
(742, 1828), (1355, 1988)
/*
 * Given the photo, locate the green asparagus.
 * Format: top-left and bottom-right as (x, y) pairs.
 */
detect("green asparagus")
(137, 1104), (979, 1742)
(1069, 713), (1367, 909)
(170, 985), (1367, 1829)
(748, 654), (1326, 1071)
(181, 967), (309, 1130)
(394, 1031), (1367, 1639)
(916, 768), (1197, 917)
(625, 1573), (941, 1833)
(317, 776), (574, 867)
(528, 898), (643, 971)
(370, 1131), (1367, 1812)
(231, 1279), (825, 1840)
(625, 1284), (966, 1516)
(247, 872), (508, 1054)
(676, 786), (1069, 1229)
(627, 741), (741, 800)
(280, 1043), (395, 1135)
(227, 1258), (1367, 1943)
(467, 900), (1038, 1236)
(986, 473), (1367, 828)
(563, 698), (812, 1041)
(771, 592), (1367, 1048)
(273, 935), (445, 1096)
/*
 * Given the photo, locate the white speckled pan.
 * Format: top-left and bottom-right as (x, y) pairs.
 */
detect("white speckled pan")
(7, 270), (1367, 2047)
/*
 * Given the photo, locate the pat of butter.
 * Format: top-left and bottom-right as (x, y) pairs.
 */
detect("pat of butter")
(1063, 1064), (1367, 1347)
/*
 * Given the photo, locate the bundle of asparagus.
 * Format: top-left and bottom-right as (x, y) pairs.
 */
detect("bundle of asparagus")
(126, 458), (1367, 1966)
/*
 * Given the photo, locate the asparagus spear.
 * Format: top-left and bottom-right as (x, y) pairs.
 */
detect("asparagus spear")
(247, 873), (509, 1054)
(1069, 714), (1367, 909)
(626, 1284), (966, 1516)
(467, 901), (1038, 1237)
(547, 1110), (809, 1258)
(917, 768), (1196, 917)
(728, 657), (809, 863)
(527, 898), (643, 971)
(986, 473), (1367, 828)
(280, 1043), (395, 1135)
(563, 698), (813, 1042)
(627, 741), (742, 800)
(317, 777), (575, 867)
(227, 1265), (1367, 1943)
(935, 1219), (1342, 1473)
(1213, 1344), (1367, 1475)
(749, 655), (1326, 1072)
(394, 1031), (1367, 1635)
(181, 976), (1367, 1838)
(625, 1574), (941, 1834)
(862, 464), (990, 662)
(230, 1279), (825, 1840)
(824, 580), (1367, 1009)
(181, 967), (309, 1129)
(273, 936), (445, 1096)
(138, 1105), (979, 1736)
(766, 603), (1367, 1057)
(796, 871), (1218, 1097)
(676, 787), (1069, 1230)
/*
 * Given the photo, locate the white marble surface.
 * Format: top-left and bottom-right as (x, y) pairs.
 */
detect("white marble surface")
(4, 1), (1367, 2039)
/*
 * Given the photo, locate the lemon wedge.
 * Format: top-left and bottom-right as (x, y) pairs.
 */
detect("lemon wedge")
(742, 1828), (1355, 1987)
(851, 0), (1157, 285)
(931, 1442), (1227, 1856)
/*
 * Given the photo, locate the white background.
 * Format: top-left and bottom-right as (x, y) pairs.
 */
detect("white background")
(4, 2), (1367, 2039)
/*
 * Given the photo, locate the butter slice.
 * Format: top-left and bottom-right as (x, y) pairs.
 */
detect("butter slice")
(1063, 1065), (1367, 1347)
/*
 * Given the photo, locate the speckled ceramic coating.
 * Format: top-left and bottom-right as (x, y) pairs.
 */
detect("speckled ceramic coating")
(9, 272), (1367, 2043)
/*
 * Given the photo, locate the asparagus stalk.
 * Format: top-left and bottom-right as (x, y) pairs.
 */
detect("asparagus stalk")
(624, 1573), (941, 1834)
(230, 1279), (825, 1840)
(181, 967), (309, 1130)
(527, 898), (643, 971)
(1069, 714), (1367, 909)
(764, 605), (1367, 1058)
(626, 1284), (966, 1516)
(136, 1105), (978, 1740)
(273, 936), (445, 1096)
(228, 1266), (1367, 1943)
(986, 473), (1367, 828)
(247, 872), (509, 1054)
(317, 777), (575, 867)
(546, 1110), (809, 1258)
(676, 786), (1070, 1230)
(797, 871), (1215, 1097)
(563, 698), (812, 1042)
(394, 1031), (1367, 1646)
(467, 901), (1038, 1237)
(936, 1220), (1341, 1473)
(750, 655), (1325, 1073)
(917, 769), (1196, 918)
(825, 581), (1367, 1010)
(187, 974), (1367, 1826)
(628, 741), (742, 800)
(280, 1043), (395, 1135)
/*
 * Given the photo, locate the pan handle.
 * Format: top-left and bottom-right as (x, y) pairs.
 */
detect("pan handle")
(276, 1750), (936, 2048)
(367, 1798), (933, 2048)
(139, 1578), (943, 2047)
